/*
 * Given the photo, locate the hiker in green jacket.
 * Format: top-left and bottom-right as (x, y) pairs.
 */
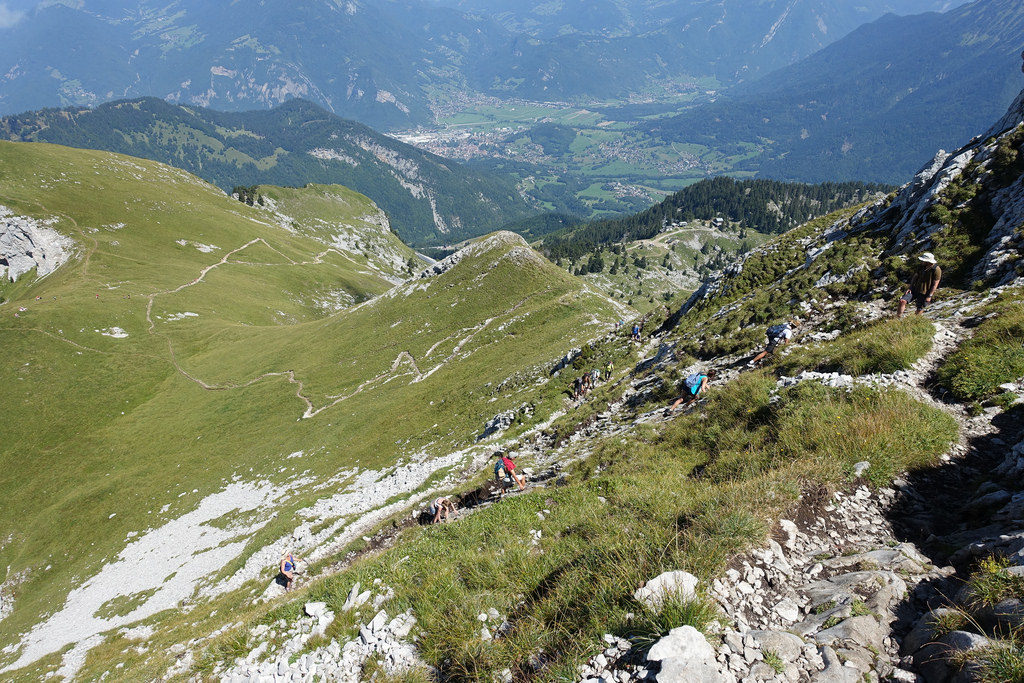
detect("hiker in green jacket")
(898, 253), (942, 318)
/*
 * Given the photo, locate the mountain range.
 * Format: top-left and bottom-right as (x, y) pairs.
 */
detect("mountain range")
(0, 97), (533, 245)
(0, 0), (967, 130)
(649, 0), (1024, 183)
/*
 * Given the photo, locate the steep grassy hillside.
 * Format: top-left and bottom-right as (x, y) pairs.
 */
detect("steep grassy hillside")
(0, 141), (628, 676)
(113, 75), (1024, 683)
(0, 98), (534, 245)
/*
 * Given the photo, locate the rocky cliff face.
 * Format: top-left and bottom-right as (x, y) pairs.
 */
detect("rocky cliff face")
(858, 76), (1024, 288)
(0, 205), (74, 283)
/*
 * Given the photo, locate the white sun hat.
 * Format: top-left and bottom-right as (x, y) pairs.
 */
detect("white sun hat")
(918, 252), (937, 264)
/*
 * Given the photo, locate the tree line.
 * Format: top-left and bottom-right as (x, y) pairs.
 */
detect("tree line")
(541, 177), (890, 261)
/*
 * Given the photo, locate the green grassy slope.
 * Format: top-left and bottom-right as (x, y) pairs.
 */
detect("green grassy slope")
(0, 141), (627, 674)
(0, 98), (535, 246)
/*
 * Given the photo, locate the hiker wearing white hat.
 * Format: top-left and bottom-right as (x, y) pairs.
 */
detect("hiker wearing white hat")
(897, 253), (941, 318)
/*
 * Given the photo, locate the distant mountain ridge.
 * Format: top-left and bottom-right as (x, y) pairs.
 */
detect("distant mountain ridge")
(650, 0), (1024, 184)
(0, 97), (533, 245)
(0, 0), (967, 129)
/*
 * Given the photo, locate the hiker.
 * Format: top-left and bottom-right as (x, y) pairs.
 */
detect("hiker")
(572, 375), (583, 401)
(494, 451), (526, 491)
(666, 369), (717, 414)
(631, 323), (641, 342)
(898, 252), (942, 318)
(428, 496), (457, 524)
(279, 550), (302, 591)
(591, 368), (600, 385)
(748, 320), (801, 367)
(605, 360), (614, 381)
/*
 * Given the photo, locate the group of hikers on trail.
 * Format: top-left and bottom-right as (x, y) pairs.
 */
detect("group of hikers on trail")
(571, 361), (615, 402)
(664, 252), (942, 413)
(271, 255), (943, 591)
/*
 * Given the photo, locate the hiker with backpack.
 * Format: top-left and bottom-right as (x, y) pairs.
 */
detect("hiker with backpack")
(898, 253), (942, 318)
(493, 451), (526, 492)
(748, 320), (801, 367)
(429, 496), (458, 524)
(631, 323), (641, 342)
(666, 369), (718, 414)
(605, 360), (614, 381)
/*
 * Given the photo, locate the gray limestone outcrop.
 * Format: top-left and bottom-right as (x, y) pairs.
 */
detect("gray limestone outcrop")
(0, 205), (75, 283)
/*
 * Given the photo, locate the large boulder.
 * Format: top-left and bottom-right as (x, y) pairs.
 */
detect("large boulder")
(748, 629), (805, 663)
(646, 625), (724, 683)
(814, 616), (887, 651)
(902, 608), (963, 656)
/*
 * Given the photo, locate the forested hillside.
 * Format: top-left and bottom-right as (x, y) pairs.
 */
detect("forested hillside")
(0, 98), (533, 245)
(540, 178), (888, 261)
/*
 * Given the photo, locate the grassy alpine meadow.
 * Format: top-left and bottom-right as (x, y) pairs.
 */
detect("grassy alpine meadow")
(774, 316), (937, 377)
(0, 141), (632, 676)
(174, 372), (956, 683)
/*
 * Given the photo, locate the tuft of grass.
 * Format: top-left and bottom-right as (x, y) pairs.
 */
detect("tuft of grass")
(967, 639), (1024, 683)
(814, 600), (837, 615)
(764, 650), (786, 675)
(964, 556), (1024, 610)
(775, 316), (935, 377)
(937, 290), (1024, 401)
(850, 599), (872, 618)
(823, 615), (844, 630)
(931, 609), (970, 639)
(633, 594), (720, 651)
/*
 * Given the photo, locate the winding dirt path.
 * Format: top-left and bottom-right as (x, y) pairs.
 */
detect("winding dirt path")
(136, 241), (536, 419)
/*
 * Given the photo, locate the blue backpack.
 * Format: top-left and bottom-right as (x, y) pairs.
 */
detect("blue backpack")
(767, 323), (788, 340)
(684, 372), (703, 390)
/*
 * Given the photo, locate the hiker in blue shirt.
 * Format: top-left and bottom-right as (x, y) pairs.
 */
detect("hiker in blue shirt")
(279, 549), (302, 591)
(666, 369), (717, 414)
